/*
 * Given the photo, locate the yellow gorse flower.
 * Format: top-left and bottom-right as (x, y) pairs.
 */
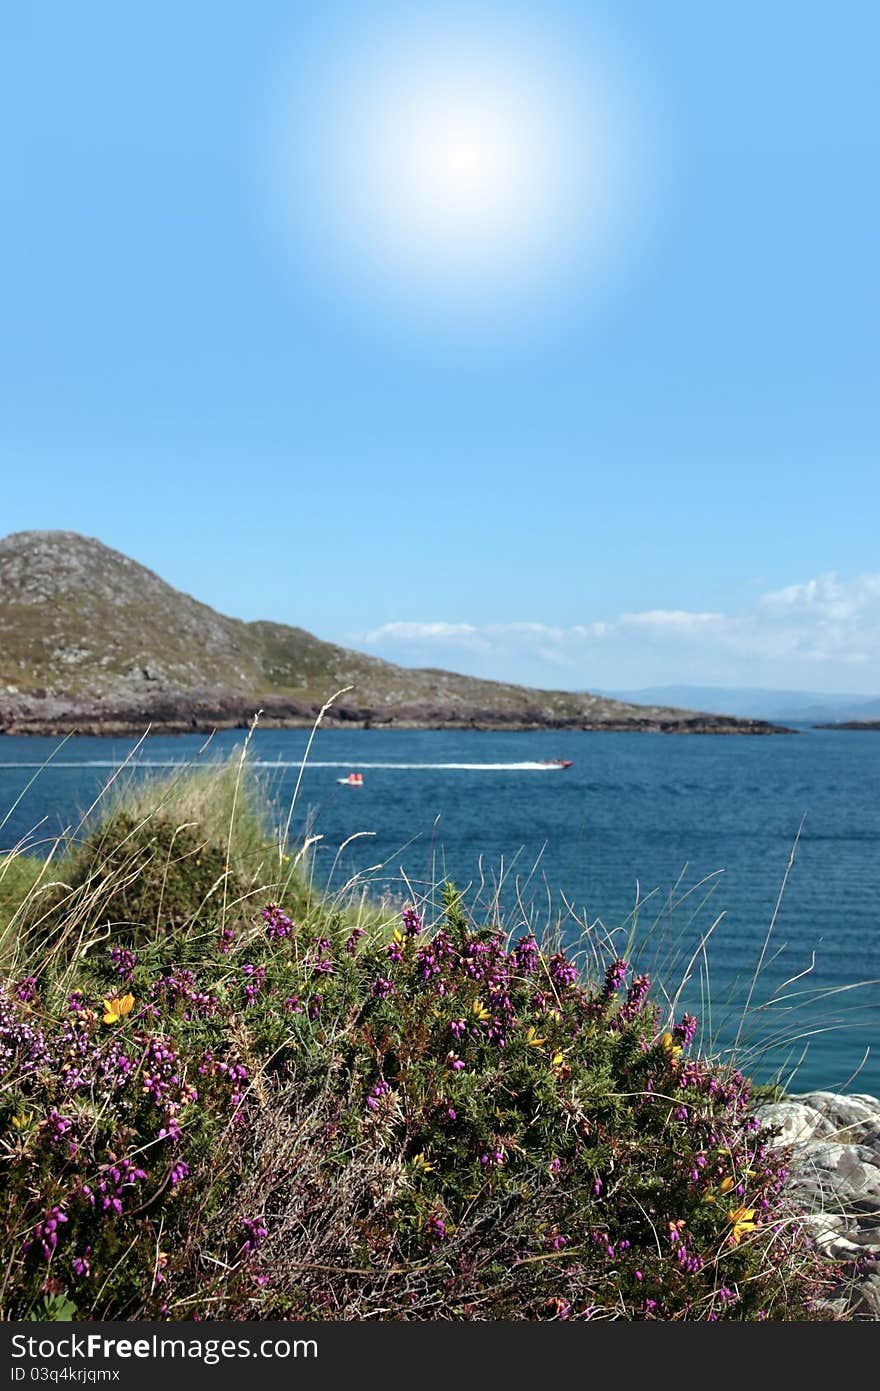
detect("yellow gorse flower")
(411, 1152), (434, 1174)
(11, 1111), (34, 1132)
(471, 999), (491, 1023)
(727, 1205), (757, 1245)
(659, 1032), (682, 1057)
(103, 993), (135, 1025)
(525, 1026), (546, 1047)
(719, 1176), (735, 1194)
(551, 1050), (566, 1069)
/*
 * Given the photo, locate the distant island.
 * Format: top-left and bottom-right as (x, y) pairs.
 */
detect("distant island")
(0, 531), (792, 737)
(814, 721), (880, 731)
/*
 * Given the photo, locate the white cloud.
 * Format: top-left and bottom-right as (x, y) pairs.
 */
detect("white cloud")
(355, 573), (880, 689)
(617, 609), (730, 636)
(362, 621), (486, 649)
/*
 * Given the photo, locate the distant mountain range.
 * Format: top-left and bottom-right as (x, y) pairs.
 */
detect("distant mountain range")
(0, 532), (788, 736)
(604, 685), (880, 726)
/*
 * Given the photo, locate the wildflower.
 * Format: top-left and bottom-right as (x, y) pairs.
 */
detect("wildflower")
(169, 1161), (189, 1187)
(471, 998), (491, 1022)
(549, 952), (578, 989)
(109, 945), (136, 979)
(513, 936), (539, 976)
(102, 993), (135, 1025)
(551, 1050), (566, 1069)
(411, 1152), (434, 1174)
(425, 1214), (447, 1240)
(371, 977), (395, 999)
(659, 1031), (682, 1058)
(262, 904), (293, 939)
(402, 906), (423, 937)
(15, 975), (38, 1003)
(727, 1206), (757, 1245)
(241, 964), (265, 1004)
(673, 1013), (698, 1049)
(241, 1217), (268, 1254)
(603, 957), (628, 996)
(11, 1111), (34, 1132)
(344, 927), (365, 954)
(30, 1205), (68, 1261)
(719, 1176), (735, 1194)
(72, 1248), (91, 1279)
(524, 1026), (546, 1047)
(366, 1080), (391, 1112)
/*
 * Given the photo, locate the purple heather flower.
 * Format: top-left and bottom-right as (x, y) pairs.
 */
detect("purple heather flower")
(549, 952), (578, 990)
(15, 975), (38, 1003)
(416, 946), (440, 981)
(109, 945), (137, 979)
(308, 994), (322, 1021)
(29, 1205), (68, 1261)
(241, 1216), (268, 1254)
(603, 957), (628, 996)
(284, 995), (302, 1013)
(72, 1248), (91, 1278)
(262, 903), (293, 939)
(344, 928), (365, 954)
(366, 1079), (391, 1112)
(242, 964), (266, 1004)
(402, 906), (423, 937)
(673, 1013), (698, 1048)
(371, 976), (395, 999)
(513, 935), (539, 976)
(425, 1214), (447, 1240)
(169, 1161), (189, 1187)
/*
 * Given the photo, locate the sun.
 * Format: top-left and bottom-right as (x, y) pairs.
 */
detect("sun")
(267, 11), (647, 328)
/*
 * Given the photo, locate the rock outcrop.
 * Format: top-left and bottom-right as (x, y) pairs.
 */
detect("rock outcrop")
(757, 1091), (880, 1318)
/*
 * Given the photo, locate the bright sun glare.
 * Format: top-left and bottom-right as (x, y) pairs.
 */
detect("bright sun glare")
(269, 12), (648, 329)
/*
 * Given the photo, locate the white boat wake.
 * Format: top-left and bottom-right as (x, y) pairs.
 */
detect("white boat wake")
(0, 760), (568, 773)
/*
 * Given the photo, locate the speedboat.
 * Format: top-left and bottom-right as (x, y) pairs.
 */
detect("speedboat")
(337, 772), (364, 785)
(539, 759), (573, 769)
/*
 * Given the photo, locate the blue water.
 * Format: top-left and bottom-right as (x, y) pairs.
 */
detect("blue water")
(1, 727), (878, 1095)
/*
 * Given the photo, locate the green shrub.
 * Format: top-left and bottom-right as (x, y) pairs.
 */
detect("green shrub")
(0, 809), (835, 1323)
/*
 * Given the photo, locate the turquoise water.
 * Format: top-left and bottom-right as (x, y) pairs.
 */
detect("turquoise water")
(2, 727), (878, 1095)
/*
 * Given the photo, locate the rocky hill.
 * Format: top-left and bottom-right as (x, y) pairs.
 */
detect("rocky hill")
(0, 531), (790, 736)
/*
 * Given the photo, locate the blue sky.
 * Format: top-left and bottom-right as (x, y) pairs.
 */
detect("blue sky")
(2, 1), (878, 693)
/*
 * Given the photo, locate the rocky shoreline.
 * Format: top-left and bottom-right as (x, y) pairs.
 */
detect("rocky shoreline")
(757, 1091), (880, 1318)
(0, 690), (795, 738)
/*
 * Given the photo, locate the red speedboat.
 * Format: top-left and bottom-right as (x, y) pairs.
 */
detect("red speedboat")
(539, 759), (573, 769)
